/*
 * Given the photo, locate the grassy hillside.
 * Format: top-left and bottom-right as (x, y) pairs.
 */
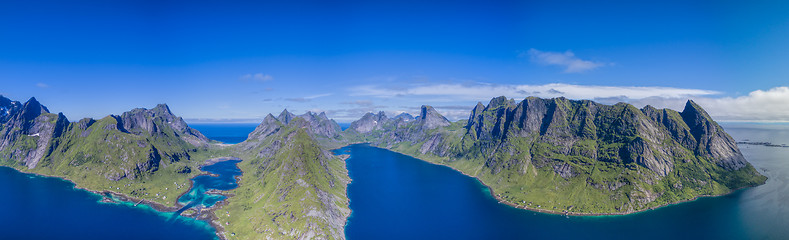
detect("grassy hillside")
(218, 119), (350, 240)
(346, 97), (767, 215)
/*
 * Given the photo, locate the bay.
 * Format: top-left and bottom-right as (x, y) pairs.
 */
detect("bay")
(341, 123), (789, 239)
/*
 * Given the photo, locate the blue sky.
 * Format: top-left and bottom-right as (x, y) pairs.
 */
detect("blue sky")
(2, 0), (789, 122)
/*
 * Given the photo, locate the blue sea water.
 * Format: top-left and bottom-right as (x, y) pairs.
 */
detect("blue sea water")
(1, 122), (786, 239)
(177, 160), (243, 210)
(0, 124), (247, 240)
(340, 123), (789, 240)
(0, 167), (218, 240)
(189, 123), (259, 144)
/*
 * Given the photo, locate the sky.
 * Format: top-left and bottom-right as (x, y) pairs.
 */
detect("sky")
(1, 0), (789, 122)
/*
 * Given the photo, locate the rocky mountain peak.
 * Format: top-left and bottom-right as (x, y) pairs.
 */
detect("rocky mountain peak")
(21, 97), (50, 122)
(679, 99), (746, 170)
(466, 102), (486, 128)
(349, 111), (390, 133)
(278, 109), (296, 125)
(0, 96), (22, 122)
(418, 105), (450, 129)
(247, 113), (283, 140)
(151, 103), (173, 116)
(114, 104), (207, 145)
(393, 112), (414, 122)
(487, 96), (512, 109)
(0, 95), (13, 108)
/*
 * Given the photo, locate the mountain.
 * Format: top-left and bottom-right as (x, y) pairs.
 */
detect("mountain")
(0, 96), (350, 240)
(0, 97), (216, 209)
(246, 110), (342, 142)
(0, 96), (67, 168)
(350, 96), (766, 214)
(39, 103), (210, 181)
(0, 95), (768, 239)
(227, 114), (349, 240)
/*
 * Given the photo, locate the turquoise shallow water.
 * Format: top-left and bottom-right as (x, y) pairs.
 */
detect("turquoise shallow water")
(177, 160), (243, 210)
(341, 123), (789, 240)
(0, 123), (785, 239)
(0, 167), (218, 239)
(189, 123), (258, 144)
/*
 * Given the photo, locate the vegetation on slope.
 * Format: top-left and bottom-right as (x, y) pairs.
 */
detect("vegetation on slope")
(345, 97), (767, 215)
(219, 117), (350, 240)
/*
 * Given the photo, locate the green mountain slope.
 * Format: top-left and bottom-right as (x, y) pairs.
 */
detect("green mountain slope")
(0, 96), (350, 240)
(345, 96), (766, 214)
(0, 96), (216, 206)
(220, 113), (350, 239)
(0, 94), (767, 240)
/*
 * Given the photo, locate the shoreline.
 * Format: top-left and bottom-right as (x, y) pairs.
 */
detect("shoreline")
(328, 148), (354, 233)
(1, 157), (244, 240)
(356, 143), (763, 217)
(200, 157), (245, 240)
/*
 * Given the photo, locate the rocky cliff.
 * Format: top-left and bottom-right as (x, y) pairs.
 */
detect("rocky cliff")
(0, 96), (68, 168)
(0, 96), (209, 181)
(350, 96), (767, 214)
(227, 113), (349, 240)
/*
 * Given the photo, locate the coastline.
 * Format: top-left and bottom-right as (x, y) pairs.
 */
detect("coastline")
(1, 156), (245, 240)
(360, 144), (763, 217)
(200, 157), (245, 240)
(329, 149), (354, 234)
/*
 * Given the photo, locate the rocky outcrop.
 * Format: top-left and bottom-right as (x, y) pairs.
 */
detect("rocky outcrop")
(416, 105), (450, 129)
(247, 114), (283, 140)
(680, 100), (747, 170)
(348, 111), (388, 133)
(230, 111), (350, 240)
(393, 112), (415, 122)
(0, 97), (69, 168)
(116, 104), (208, 146)
(277, 109), (297, 125)
(347, 96), (766, 214)
(247, 110), (341, 142)
(0, 97), (209, 182)
(300, 111), (342, 139)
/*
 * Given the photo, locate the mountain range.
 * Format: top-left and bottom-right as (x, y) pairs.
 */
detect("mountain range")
(0, 95), (766, 239)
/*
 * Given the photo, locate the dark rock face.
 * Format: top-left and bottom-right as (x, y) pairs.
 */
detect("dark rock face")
(351, 96), (757, 181)
(417, 105), (450, 129)
(680, 100), (747, 170)
(277, 109), (297, 125)
(1, 98), (209, 182)
(116, 104), (208, 146)
(344, 96), (764, 213)
(0, 97), (68, 168)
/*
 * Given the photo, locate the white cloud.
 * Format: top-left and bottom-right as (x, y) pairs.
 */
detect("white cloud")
(351, 83), (719, 101)
(695, 87), (789, 121)
(285, 93), (333, 102)
(36, 83), (49, 88)
(526, 48), (610, 73)
(349, 83), (789, 121)
(240, 73), (274, 82)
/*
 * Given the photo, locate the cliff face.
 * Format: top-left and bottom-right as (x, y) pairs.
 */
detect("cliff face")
(0, 97), (208, 181)
(246, 110), (341, 142)
(350, 96), (766, 214)
(0, 97), (69, 168)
